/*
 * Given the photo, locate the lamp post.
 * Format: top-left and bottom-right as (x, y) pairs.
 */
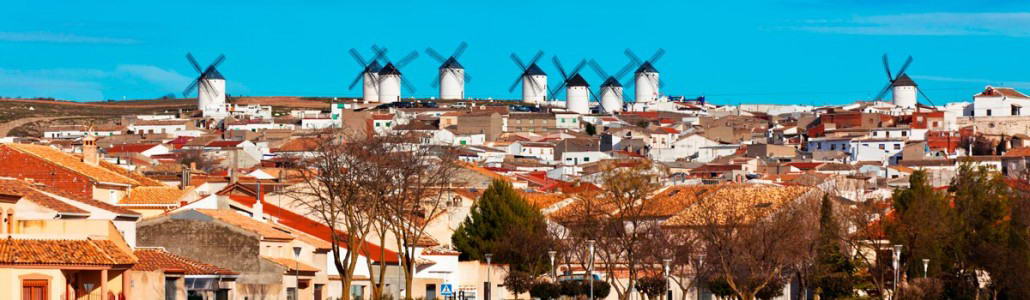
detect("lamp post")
(293, 246), (302, 300)
(892, 244), (903, 299)
(587, 240), (596, 300)
(922, 258), (930, 278)
(485, 253), (493, 300)
(548, 250), (558, 280)
(696, 255), (705, 300)
(663, 258), (672, 300)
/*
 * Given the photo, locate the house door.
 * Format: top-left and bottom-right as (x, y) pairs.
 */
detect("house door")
(21, 279), (47, 300)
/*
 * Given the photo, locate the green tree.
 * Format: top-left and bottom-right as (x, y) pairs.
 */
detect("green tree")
(886, 171), (955, 287)
(585, 122), (597, 136)
(812, 195), (856, 299)
(636, 276), (668, 300)
(452, 179), (552, 274)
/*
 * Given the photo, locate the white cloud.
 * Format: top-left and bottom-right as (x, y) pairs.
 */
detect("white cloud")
(789, 12), (1030, 37)
(0, 32), (138, 44)
(115, 65), (192, 91)
(913, 75), (1030, 89)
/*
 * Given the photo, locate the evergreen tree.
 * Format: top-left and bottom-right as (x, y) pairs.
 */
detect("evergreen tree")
(452, 180), (550, 272)
(812, 195), (855, 299)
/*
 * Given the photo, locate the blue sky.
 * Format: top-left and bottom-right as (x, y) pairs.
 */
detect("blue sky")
(3, 0), (1030, 105)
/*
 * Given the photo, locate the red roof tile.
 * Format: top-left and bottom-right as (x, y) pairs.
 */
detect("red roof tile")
(107, 143), (161, 154)
(0, 238), (136, 265)
(132, 248), (237, 275)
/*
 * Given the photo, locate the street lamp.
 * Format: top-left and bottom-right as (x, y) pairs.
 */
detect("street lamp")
(663, 258), (673, 300)
(587, 240), (596, 300)
(548, 250), (558, 280)
(922, 258), (930, 278)
(485, 253), (493, 300)
(696, 255), (705, 300)
(892, 244), (903, 299)
(293, 246), (302, 300)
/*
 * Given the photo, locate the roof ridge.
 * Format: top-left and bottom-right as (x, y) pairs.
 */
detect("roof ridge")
(4, 144), (140, 186)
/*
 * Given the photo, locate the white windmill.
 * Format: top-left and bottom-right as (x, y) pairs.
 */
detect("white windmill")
(426, 42), (470, 100)
(183, 53), (228, 118)
(625, 49), (666, 103)
(587, 59), (637, 114)
(372, 45), (419, 103)
(509, 51), (548, 104)
(550, 56), (590, 114)
(347, 46), (388, 103)
(874, 54), (934, 109)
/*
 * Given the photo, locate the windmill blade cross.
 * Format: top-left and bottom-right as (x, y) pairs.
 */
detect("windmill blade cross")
(648, 48), (666, 64)
(527, 50), (544, 66)
(873, 82), (892, 101)
(349, 48), (369, 66)
(348, 73), (364, 90)
(624, 49), (643, 65)
(452, 41), (468, 59)
(208, 54), (226, 70)
(896, 56), (914, 77)
(183, 78), (200, 97)
(552, 56), (568, 80)
(425, 47), (447, 63)
(511, 53), (528, 71)
(186, 53), (203, 74)
(569, 60), (587, 76)
(396, 51), (420, 68)
(402, 79), (417, 93)
(881, 54), (893, 81)
(614, 60), (637, 80)
(918, 89), (937, 107)
(508, 76), (524, 93)
(588, 59), (609, 79)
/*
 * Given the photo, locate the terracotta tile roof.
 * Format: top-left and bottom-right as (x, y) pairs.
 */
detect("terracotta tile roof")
(2, 143), (140, 186)
(195, 209), (295, 241)
(107, 143), (161, 154)
(784, 162), (825, 170)
(0, 238), (136, 265)
(226, 195), (399, 263)
(1003, 147), (1030, 158)
(97, 160), (165, 187)
(636, 185), (719, 218)
(0, 179), (88, 215)
(206, 140), (244, 148)
(975, 86), (1029, 99)
(132, 248), (238, 275)
(263, 256), (320, 273)
(119, 186), (190, 205)
(272, 138), (319, 153)
(662, 184), (814, 226)
(519, 192), (567, 209)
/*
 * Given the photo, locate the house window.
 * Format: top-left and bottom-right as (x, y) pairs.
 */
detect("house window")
(1014, 105), (1022, 116)
(385, 122), (391, 126)
(830, 144), (836, 150)
(351, 285), (365, 300)
(879, 144), (885, 150)
(22, 279), (47, 300)
(584, 157), (590, 162)
(902, 131), (907, 137)
(987, 109), (992, 116)
(894, 144), (901, 150)
(873, 132), (877, 136)
(932, 121), (939, 127)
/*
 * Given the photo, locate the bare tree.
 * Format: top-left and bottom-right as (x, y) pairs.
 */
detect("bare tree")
(838, 198), (893, 297)
(287, 128), (391, 300)
(692, 186), (822, 300)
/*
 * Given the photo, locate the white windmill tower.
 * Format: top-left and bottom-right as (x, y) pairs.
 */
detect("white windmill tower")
(550, 57), (590, 114)
(426, 42), (470, 100)
(347, 46), (388, 102)
(372, 46), (420, 103)
(625, 49), (666, 103)
(509, 51), (548, 104)
(874, 54), (934, 109)
(183, 53), (228, 118)
(587, 59), (637, 114)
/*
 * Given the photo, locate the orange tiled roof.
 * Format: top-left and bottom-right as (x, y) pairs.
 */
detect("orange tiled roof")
(0, 238), (136, 265)
(0, 179), (88, 215)
(519, 192), (567, 209)
(635, 185), (719, 218)
(3, 143), (140, 186)
(132, 248), (237, 275)
(107, 143), (160, 154)
(195, 209), (295, 241)
(272, 138), (319, 153)
(1003, 147), (1030, 158)
(263, 256), (320, 273)
(662, 184), (814, 226)
(119, 186), (190, 205)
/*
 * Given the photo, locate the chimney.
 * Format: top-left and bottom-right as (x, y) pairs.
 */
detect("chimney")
(230, 148), (239, 183)
(180, 167), (191, 189)
(82, 133), (99, 166)
(253, 182), (264, 220)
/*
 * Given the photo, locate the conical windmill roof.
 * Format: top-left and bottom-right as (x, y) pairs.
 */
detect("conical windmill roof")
(525, 64), (546, 76)
(379, 63), (402, 75)
(441, 57), (464, 69)
(365, 61), (383, 73)
(567, 74), (589, 87)
(891, 73), (917, 87)
(203, 68), (225, 80)
(635, 61), (658, 74)
(601, 76), (622, 88)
